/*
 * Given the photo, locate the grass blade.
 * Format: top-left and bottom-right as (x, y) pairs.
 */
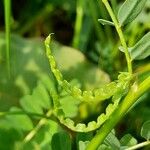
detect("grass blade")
(4, 0), (11, 78)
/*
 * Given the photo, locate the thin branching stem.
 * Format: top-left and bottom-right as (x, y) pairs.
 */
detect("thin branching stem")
(101, 0), (132, 74)
(23, 110), (53, 143)
(125, 140), (150, 150)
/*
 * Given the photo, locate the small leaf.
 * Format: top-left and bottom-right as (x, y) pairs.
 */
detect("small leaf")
(141, 120), (150, 140)
(104, 130), (120, 149)
(20, 95), (43, 114)
(20, 80), (54, 115)
(119, 46), (125, 53)
(119, 32), (150, 60)
(118, 0), (147, 26)
(120, 134), (137, 147)
(130, 32), (150, 60)
(40, 74), (57, 94)
(60, 96), (80, 118)
(6, 107), (33, 131)
(98, 19), (114, 26)
(51, 131), (71, 150)
(33, 81), (51, 109)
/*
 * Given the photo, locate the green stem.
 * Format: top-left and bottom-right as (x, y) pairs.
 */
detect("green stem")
(101, 0), (132, 74)
(86, 76), (150, 150)
(24, 118), (47, 142)
(4, 0), (11, 78)
(23, 110), (52, 143)
(72, 0), (84, 48)
(110, 0), (117, 15)
(126, 141), (150, 150)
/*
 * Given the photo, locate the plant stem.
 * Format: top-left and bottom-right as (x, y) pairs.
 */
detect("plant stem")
(126, 140), (150, 150)
(4, 0), (11, 78)
(86, 76), (150, 150)
(24, 118), (47, 142)
(72, 0), (84, 48)
(23, 110), (52, 143)
(101, 0), (132, 74)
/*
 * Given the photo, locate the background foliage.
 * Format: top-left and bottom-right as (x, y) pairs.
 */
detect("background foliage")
(0, 0), (149, 149)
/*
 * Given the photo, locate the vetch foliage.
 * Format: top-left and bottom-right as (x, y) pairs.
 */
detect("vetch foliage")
(43, 34), (136, 133)
(0, 0), (150, 150)
(98, 19), (114, 26)
(45, 35), (132, 104)
(119, 32), (150, 60)
(118, 0), (147, 26)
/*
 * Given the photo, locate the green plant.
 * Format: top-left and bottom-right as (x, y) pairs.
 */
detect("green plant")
(0, 0), (150, 150)
(4, 0), (11, 78)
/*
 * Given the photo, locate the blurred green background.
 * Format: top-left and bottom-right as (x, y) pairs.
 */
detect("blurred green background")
(0, 0), (150, 149)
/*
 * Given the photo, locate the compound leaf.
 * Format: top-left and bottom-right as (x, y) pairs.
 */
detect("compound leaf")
(118, 0), (147, 26)
(129, 32), (150, 60)
(119, 32), (150, 60)
(20, 79), (54, 115)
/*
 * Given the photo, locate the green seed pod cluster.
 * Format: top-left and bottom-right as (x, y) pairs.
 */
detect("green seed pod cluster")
(45, 34), (132, 132)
